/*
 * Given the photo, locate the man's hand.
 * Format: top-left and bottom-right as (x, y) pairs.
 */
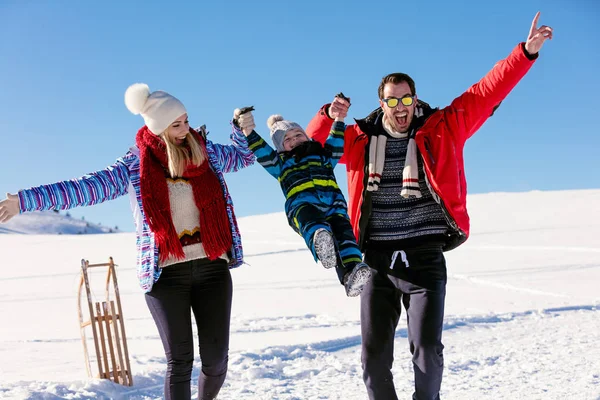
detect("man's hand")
(328, 95), (351, 120)
(525, 12), (553, 55)
(0, 193), (19, 223)
(233, 108), (256, 136)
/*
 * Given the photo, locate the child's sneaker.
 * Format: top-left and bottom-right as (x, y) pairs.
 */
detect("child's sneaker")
(343, 263), (372, 297)
(313, 228), (337, 269)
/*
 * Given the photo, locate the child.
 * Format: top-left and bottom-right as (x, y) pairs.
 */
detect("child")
(235, 104), (371, 297)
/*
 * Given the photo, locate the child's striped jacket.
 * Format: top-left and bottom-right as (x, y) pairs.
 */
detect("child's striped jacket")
(245, 120), (349, 227)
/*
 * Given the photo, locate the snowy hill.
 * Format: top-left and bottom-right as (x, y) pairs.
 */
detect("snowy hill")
(0, 189), (598, 399)
(0, 210), (120, 235)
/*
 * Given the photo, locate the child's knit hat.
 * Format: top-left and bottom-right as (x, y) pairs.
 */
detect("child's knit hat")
(267, 115), (307, 152)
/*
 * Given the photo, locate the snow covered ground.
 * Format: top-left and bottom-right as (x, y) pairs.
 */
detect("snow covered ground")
(0, 189), (598, 399)
(0, 210), (119, 235)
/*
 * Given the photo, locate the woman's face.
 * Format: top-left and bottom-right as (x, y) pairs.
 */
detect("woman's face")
(165, 114), (190, 146)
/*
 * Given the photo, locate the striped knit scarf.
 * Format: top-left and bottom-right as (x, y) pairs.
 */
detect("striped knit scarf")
(136, 126), (232, 263)
(366, 109), (424, 198)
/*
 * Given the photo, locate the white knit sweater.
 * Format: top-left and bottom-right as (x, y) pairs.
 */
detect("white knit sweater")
(160, 178), (229, 268)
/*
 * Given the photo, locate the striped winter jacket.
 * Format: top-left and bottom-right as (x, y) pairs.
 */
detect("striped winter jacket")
(246, 121), (348, 226)
(18, 125), (255, 292)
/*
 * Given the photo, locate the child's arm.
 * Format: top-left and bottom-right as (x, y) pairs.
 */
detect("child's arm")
(244, 131), (283, 179)
(323, 93), (350, 169)
(235, 108), (283, 179)
(324, 119), (346, 169)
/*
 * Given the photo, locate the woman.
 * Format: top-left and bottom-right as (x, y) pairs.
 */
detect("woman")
(0, 83), (256, 400)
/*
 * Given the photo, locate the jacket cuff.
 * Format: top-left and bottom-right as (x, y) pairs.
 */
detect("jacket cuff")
(18, 191), (26, 213)
(320, 103), (334, 120)
(521, 42), (539, 61)
(332, 120), (346, 131)
(245, 130), (262, 145)
(230, 120), (244, 136)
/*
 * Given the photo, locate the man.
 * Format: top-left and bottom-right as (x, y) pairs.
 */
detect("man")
(306, 12), (552, 400)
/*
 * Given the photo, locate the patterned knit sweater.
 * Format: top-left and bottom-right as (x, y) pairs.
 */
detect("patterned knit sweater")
(160, 178), (230, 268)
(367, 135), (449, 249)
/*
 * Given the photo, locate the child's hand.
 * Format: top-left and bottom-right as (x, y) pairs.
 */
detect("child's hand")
(233, 108), (256, 136)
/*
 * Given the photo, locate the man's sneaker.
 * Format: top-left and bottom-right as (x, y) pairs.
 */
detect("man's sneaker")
(343, 263), (372, 297)
(313, 228), (337, 269)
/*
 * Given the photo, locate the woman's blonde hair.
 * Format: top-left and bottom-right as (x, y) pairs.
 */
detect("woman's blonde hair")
(160, 128), (206, 178)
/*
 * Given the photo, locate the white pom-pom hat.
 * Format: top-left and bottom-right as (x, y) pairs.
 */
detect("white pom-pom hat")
(267, 114), (306, 152)
(124, 83), (187, 135)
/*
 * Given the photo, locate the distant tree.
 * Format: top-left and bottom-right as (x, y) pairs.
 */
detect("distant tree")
(81, 216), (85, 221)
(114, 225), (119, 231)
(65, 211), (71, 218)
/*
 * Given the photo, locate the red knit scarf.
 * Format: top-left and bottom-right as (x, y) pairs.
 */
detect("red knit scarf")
(136, 126), (232, 263)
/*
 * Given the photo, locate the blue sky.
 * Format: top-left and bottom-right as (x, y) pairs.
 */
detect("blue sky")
(1, 0), (598, 232)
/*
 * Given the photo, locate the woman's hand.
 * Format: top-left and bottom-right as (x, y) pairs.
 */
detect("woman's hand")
(0, 193), (19, 223)
(234, 108), (256, 136)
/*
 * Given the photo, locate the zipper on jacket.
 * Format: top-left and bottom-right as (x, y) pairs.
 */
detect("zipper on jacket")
(357, 141), (373, 250)
(440, 199), (461, 233)
(423, 165), (462, 235)
(450, 140), (463, 199)
(424, 138), (436, 165)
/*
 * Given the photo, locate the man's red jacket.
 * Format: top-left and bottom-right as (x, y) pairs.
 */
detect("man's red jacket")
(306, 43), (537, 251)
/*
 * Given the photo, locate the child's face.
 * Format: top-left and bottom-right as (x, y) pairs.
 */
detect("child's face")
(283, 129), (309, 151)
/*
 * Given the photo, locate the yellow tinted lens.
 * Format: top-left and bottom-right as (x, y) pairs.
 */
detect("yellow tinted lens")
(385, 98), (399, 107)
(401, 96), (414, 106)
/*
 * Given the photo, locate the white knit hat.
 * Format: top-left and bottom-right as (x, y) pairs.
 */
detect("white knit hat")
(124, 83), (187, 135)
(267, 114), (307, 152)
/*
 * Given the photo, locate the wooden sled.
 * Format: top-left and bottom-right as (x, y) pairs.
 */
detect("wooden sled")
(77, 257), (133, 386)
